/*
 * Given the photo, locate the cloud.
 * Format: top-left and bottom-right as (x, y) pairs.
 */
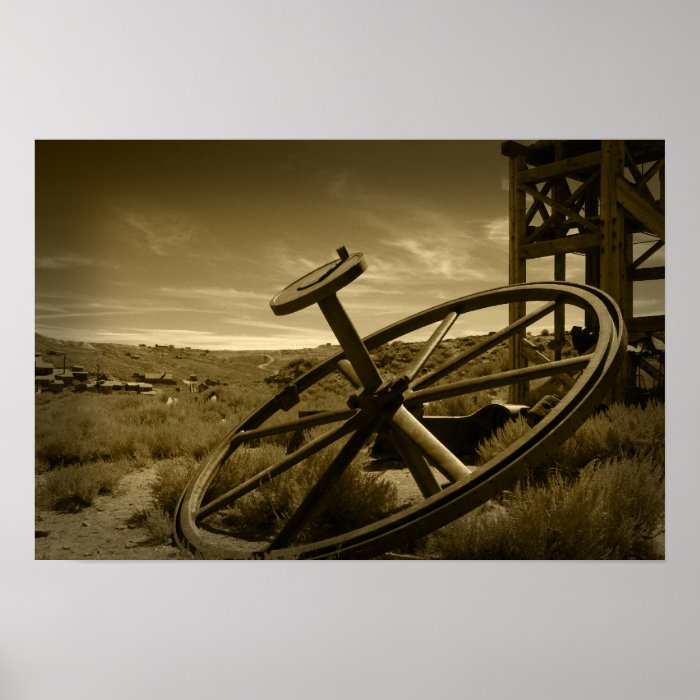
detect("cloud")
(36, 254), (117, 270)
(358, 209), (511, 288)
(122, 211), (198, 255)
(160, 286), (270, 301)
(42, 326), (334, 351)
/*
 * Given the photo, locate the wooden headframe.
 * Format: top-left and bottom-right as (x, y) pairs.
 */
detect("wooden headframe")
(501, 139), (665, 402)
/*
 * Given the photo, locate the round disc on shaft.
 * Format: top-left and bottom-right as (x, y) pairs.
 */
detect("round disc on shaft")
(270, 251), (366, 316)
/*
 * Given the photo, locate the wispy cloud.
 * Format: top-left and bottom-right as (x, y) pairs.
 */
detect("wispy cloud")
(160, 286), (270, 301)
(36, 254), (118, 270)
(35, 295), (222, 321)
(359, 209), (511, 288)
(122, 211), (198, 255)
(36, 326), (334, 351)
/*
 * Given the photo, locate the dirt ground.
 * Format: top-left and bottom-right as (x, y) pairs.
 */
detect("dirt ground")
(35, 466), (187, 560)
(35, 463), (664, 560)
(34, 461), (427, 561)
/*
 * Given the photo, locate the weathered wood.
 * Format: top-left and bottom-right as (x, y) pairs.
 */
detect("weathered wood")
(624, 144), (655, 201)
(528, 169), (599, 241)
(552, 146), (567, 362)
(631, 239), (664, 269)
(600, 140), (628, 402)
(521, 232), (602, 259)
(554, 253), (566, 360)
(630, 265), (665, 281)
(525, 180), (552, 226)
(509, 153), (527, 403)
(635, 157), (664, 191)
(501, 140), (533, 159)
(616, 175), (665, 240)
(519, 182), (599, 233)
(520, 339), (576, 388)
(629, 315), (665, 334)
(518, 151), (602, 184)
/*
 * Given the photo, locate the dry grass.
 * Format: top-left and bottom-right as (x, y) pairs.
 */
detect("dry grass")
(149, 440), (400, 545)
(36, 458), (140, 512)
(420, 401), (665, 559)
(421, 454), (664, 559)
(35, 390), (262, 470)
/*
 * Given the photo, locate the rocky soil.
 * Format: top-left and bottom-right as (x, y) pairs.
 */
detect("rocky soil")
(35, 466), (189, 560)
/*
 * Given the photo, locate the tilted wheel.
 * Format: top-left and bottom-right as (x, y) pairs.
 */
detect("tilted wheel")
(174, 248), (626, 559)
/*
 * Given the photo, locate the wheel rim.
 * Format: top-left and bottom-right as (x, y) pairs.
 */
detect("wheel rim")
(175, 282), (626, 559)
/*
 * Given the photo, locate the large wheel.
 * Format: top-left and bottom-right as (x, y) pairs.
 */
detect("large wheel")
(175, 265), (625, 559)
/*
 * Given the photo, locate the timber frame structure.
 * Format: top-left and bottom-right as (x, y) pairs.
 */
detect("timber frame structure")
(501, 140), (665, 402)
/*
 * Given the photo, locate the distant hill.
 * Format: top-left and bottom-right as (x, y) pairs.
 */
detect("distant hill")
(35, 330), (563, 396)
(34, 334), (340, 391)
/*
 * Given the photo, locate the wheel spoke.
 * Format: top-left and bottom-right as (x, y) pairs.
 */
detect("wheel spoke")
(196, 413), (365, 521)
(234, 407), (358, 443)
(269, 419), (377, 549)
(402, 311), (458, 382)
(336, 358), (362, 389)
(386, 424), (442, 497)
(391, 406), (473, 483)
(410, 300), (560, 390)
(405, 355), (589, 406)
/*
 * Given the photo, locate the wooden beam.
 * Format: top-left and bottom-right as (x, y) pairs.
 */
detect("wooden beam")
(521, 232), (602, 259)
(624, 144), (655, 201)
(518, 151), (602, 184)
(519, 182), (599, 233)
(635, 157), (664, 190)
(600, 141), (628, 402)
(632, 239), (664, 269)
(629, 315), (665, 334)
(501, 140), (533, 159)
(520, 339), (576, 388)
(525, 180), (552, 226)
(584, 180), (600, 327)
(552, 144), (567, 362)
(509, 153), (527, 403)
(527, 169), (598, 241)
(616, 175), (665, 240)
(630, 265), (665, 281)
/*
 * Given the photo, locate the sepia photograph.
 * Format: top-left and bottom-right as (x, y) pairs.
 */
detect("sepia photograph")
(35, 139), (665, 560)
(6, 1), (698, 697)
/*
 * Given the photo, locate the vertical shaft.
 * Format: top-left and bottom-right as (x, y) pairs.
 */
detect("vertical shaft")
(318, 294), (383, 393)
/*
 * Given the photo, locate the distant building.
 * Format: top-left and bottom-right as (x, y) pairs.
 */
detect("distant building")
(99, 380), (124, 393)
(35, 375), (52, 391)
(48, 379), (64, 393)
(144, 372), (176, 385)
(35, 360), (53, 376)
(56, 371), (74, 385)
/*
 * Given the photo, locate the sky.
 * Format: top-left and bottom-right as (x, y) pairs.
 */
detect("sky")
(35, 141), (664, 351)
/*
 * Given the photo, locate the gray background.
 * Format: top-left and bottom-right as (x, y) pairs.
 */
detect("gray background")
(3, 1), (699, 698)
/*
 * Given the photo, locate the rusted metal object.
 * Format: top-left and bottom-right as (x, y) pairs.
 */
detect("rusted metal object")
(175, 249), (626, 559)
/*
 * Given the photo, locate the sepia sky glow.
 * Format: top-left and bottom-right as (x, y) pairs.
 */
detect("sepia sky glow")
(35, 141), (664, 350)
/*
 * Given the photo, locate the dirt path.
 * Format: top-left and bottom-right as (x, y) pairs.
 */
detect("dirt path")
(35, 466), (190, 560)
(34, 459), (424, 560)
(257, 353), (275, 370)
(37, 460), (661, 560)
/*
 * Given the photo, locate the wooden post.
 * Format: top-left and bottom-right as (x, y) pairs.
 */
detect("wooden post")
(600, 140), (628, 401)
(552, 144), (566, 360)
(554, 253), (566, 360)
(509, 152), (527, 403)
(584, 179), (600, 328)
